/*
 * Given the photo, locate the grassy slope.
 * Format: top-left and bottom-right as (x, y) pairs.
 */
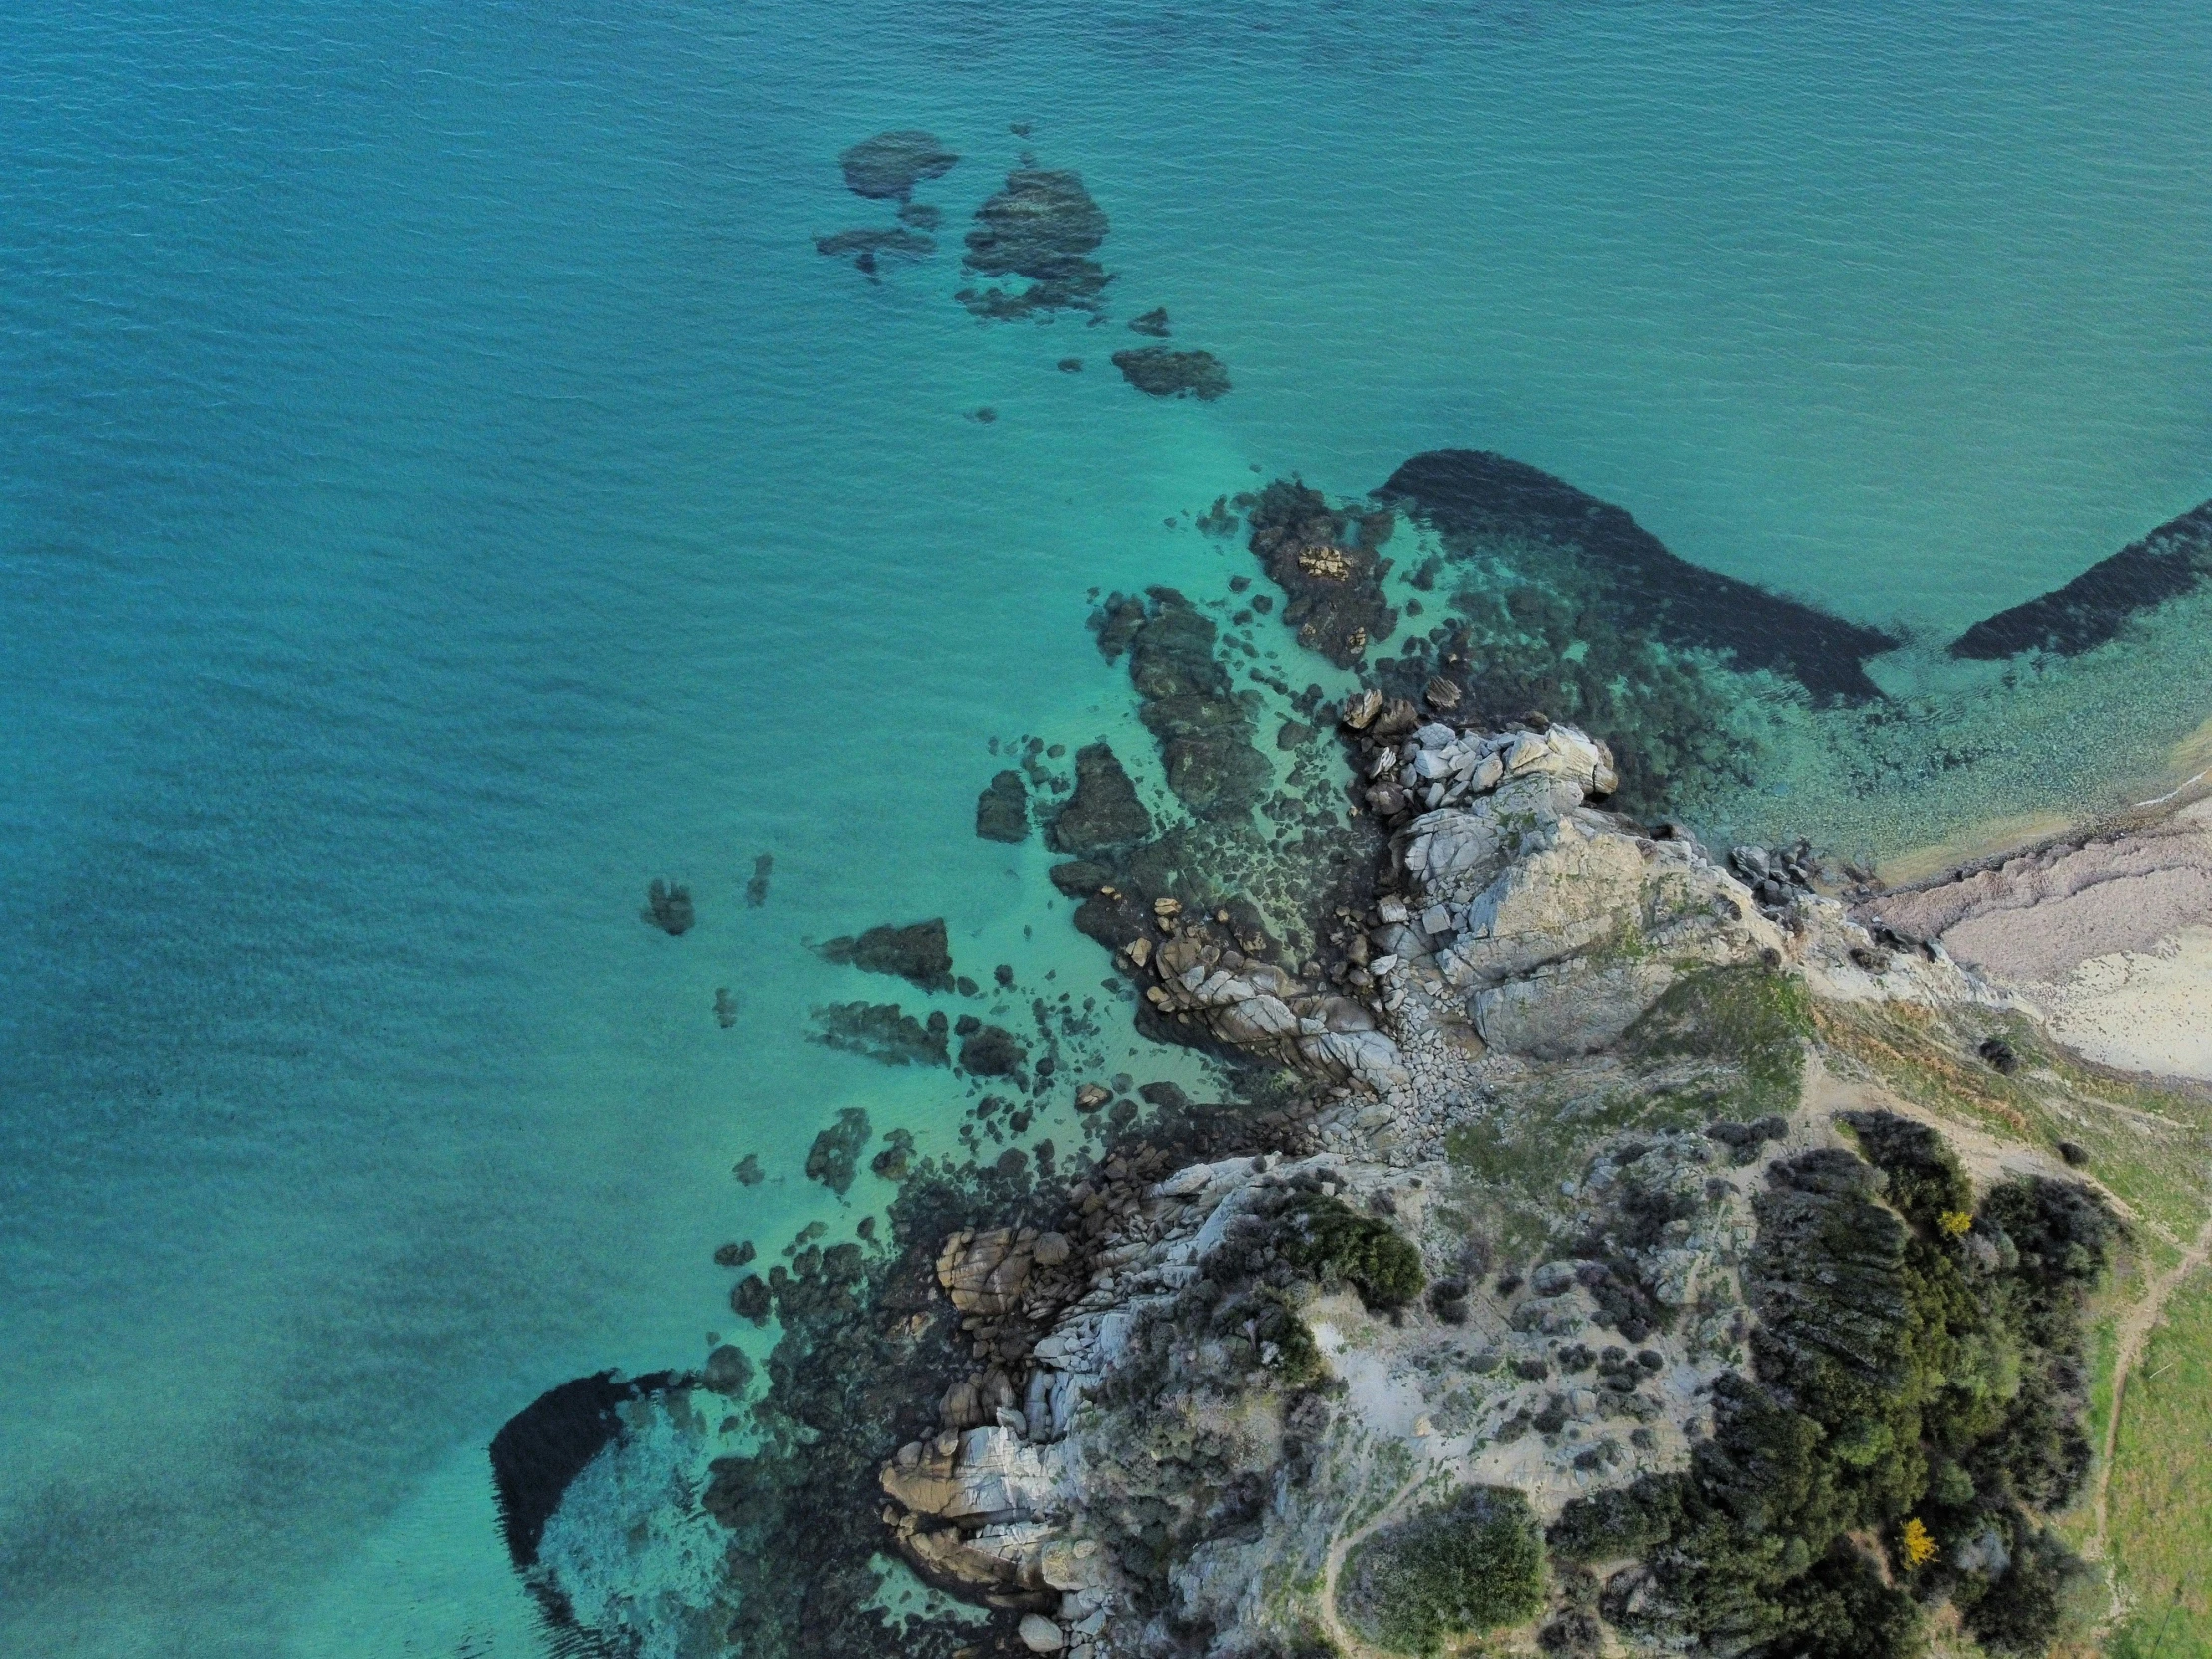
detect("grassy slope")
(2105, 1264), (2212, 1659)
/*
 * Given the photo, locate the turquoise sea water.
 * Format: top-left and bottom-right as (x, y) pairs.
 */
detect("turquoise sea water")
(3, 1), (2209, 1652)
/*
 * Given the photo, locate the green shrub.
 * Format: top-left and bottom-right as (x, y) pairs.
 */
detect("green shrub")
(1339, 1485), (1546, 1655)
(1280, 1194), (1424, 1310)
(1835, 1109), (1972, 1233)
(1963, 1526), (2098, 1656)
(1548, 1473), (1687, 1562)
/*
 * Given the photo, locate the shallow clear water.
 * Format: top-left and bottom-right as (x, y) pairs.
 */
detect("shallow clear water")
(2, 0), (2207, 1651)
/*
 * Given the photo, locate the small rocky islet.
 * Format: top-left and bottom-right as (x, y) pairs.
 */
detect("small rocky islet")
(510, 449), (2212, 1659)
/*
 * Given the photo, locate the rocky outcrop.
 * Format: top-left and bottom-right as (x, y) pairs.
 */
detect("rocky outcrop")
(1046, 745), (1153, 856)
(977, 769), (1031, 843)
(1245, 478), (1398, 669)
(818, 917), (955, 991)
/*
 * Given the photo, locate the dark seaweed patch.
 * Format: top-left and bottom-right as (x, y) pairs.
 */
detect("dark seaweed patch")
(489, 1370), (678, 1569)
(975, 768), (1029, 842)
(1376, 449), (1899, 703)
(1950, 498), (2212, 659)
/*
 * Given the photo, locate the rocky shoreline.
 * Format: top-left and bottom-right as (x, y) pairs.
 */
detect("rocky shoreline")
(489, 464), (2212, 1659)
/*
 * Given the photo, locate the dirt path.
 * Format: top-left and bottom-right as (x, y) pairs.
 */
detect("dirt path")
(1316, 1468), (1432, 1659)
(2090, 1211), (2212, 1559)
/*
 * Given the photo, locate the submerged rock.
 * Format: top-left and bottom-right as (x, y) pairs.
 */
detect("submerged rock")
(957, 168), (1112, 320)
(810, 1001), (949, 1066)
(1126, 306), (1171, 337)
(1109, 346), (1229, 401)
(642, 878), (695, 935)
(977, 768), (1030, 842)
(838, 129), (960, 200)
(745, 851), (773, 907)
(805, 1106), (873, 1196)
(814, 226), (935, 272)
(1246, 477), (1397, 669)
(1045, 743), (1152, 855)
(818, 917), (954, 992)
(1089, 588), (1269, 820)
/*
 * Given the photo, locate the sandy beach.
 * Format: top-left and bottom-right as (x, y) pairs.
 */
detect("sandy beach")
(1862, 795), (2212, 1083)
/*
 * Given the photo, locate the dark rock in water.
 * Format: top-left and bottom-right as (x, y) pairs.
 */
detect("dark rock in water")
(969, 405), (997, 424)
(1128, 306), (1171, 337)
(1277, 719), (1315, 750)
(814, 226), (935, 269)
(703, 1344), (754, 1396)
(713, 1239), (756, 1267)
(817, 918), (953, 991)
(488, 1370), (677, 1569)
(1111, 346), (1230, 401)
(870, 1125), (917, 1181)
(1049, 858), (1115, 898)
(1950, 499), (2212, 659)
(838, 129), (959, 200)
(810, 1002), (949, 1066)
(1057, 357), (1083, 372)
(732, 1153), (763, 1185)
(1376, 449), (1899, 703)
(895, 201), (942, 231)
(1245, 478), (1397, 669)
(745, 852), (773, 907)
(957, 168), (1112, 319)
(805, 1106), (872, 1196)
(976, 768), (1030, 842)
(1138, 1079), (1192, 1113)
(642, 879), (695, 935)
(713, 987), (738, 1029)
(729, 1273), (771, 1323)
(959, 1023), (1027, 1076)
(1047, 742), (1153, 854)
(1089, 588), (1270, 820)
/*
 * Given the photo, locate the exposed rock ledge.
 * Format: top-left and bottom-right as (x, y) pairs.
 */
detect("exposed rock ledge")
(870, 715), (2098, 1659)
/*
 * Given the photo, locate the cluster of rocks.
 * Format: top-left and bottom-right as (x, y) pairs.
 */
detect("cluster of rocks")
(1244, 478), (1399, 670)
(1108, 347), (1230, 402)
(820, 130), (960, 276)
(956, 167), (1113, 321)
(1090, 589), (1270, 821)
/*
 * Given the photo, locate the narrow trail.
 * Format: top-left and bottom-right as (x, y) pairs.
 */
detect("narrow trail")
(1316, 1468), (1432, 1659)
(2090, 1210), (2212, 1559)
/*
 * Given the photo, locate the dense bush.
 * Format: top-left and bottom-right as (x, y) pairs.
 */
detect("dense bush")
(1548, 1473), (1687, 1563)
(1279, 1194), (1425, 1310)
(1339, 1485), (1546, 1654)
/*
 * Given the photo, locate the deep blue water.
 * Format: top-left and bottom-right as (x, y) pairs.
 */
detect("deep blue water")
(3, 1), (2209, 1651)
